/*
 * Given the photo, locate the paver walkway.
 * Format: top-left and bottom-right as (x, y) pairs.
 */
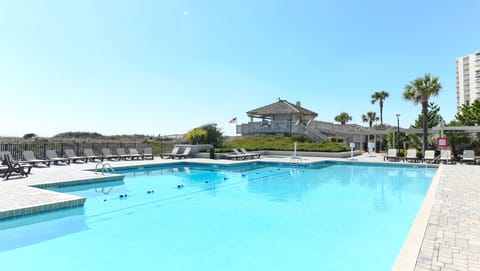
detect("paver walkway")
(414, 165), (480, 271)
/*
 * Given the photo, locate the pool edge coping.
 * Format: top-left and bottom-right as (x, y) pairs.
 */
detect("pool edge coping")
(391, 164), (443, 270)
(0, 174), (125, 220)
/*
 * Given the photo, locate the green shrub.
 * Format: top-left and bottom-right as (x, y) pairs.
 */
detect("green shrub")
(223, 135), (349, 152)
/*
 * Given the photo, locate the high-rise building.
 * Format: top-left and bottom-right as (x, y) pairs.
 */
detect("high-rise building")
(456, 50), (480, 111)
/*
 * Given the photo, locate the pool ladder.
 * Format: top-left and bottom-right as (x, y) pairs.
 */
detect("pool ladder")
(290, 156), (303, 165)
(95, 162), (115, 175)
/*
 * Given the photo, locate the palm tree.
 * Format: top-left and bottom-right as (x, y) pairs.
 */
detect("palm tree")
(334, 112), (352, 125)
(371, 91), (389, 128)
(362, 111), (379, 144)
(362, 111), (379, 128)
(403, 73), (442, 153)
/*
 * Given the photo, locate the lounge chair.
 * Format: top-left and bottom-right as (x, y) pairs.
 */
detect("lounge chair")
(240, 148), (260, 159)
(404, 149), (418, 163)
(233, 149), (252, 159)
(128, 148), (145, 160)
(143, 147), (154, 160)
(439, 149), (453, 164)
(173, 147), (192, 159)
(102, 148), (119, 161)
(83, 148), (103, 162)
(222, 152), (245, 160)
(161, 147), (179, 159)
(116, 148), (133, 160)
(22, 150), (51, 167)
(461, 150), (476, 164)
(384, 149), (399, 162)
(1, 151), (33, 169)
(2, 152), (32, 179)
(64, 149), (88, 163)
(423, 150), (436, 163)
(223, 148), (246, 160)
(46, 150), (71, 165)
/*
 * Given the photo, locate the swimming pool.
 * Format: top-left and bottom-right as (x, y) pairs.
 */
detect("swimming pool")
(0, 162), (436, 270)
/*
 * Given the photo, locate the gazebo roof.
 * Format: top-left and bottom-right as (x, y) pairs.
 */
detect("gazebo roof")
(247, 99), (318, 118)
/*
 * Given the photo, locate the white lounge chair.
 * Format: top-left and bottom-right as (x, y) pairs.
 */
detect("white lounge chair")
(423, 150), (436, 163)
(404, 149), (418, 163)
(461, 150), (476, 164)
(439, 149), (453, 164)
(384, 149), (399, 162)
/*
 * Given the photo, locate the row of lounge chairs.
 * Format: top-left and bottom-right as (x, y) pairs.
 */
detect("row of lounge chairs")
(1, 147), (154, 180)
(223, 148), (261, 160)
(384, 149), (478, 164)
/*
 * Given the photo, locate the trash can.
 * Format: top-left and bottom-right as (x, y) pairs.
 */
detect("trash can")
(209, 146), (215, 159)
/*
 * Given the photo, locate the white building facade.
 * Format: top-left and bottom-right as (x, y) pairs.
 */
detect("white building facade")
(456, 50), (480, 111)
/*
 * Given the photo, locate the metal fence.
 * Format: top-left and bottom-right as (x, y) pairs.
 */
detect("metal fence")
(0, 142), (163, 161)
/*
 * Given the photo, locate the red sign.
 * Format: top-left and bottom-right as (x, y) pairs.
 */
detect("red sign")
(436, 137), (448, 147)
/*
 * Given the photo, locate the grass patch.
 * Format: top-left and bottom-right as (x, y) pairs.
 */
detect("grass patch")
(219, 135), (349, 152)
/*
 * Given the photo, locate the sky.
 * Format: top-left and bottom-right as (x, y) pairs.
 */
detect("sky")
(1, 0), (479, 138)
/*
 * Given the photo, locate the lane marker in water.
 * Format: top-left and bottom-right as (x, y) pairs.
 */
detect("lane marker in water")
(86, 168), (294, 219)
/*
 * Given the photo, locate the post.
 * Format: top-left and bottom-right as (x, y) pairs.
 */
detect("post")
(349, 142), (355, 160)
(396, 114), (400, 150)
(440, 120), (444, 137)
(393, 132), (395, 149)
(289, 114), (293, 136)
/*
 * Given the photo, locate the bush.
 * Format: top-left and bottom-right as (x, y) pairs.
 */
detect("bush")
(290, 135), (312, 143)
(223, 135), (349, 152)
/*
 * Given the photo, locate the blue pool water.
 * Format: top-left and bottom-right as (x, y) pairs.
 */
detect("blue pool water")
(0, 162), (436, 271)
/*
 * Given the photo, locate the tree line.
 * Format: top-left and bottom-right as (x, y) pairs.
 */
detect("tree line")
(335, 73), (480, 154)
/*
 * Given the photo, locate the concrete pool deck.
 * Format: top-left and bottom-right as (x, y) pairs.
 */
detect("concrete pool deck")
(1, 154), (479, 270)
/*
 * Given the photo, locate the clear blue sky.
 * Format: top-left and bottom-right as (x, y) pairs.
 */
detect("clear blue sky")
(1, 0), (479, 137)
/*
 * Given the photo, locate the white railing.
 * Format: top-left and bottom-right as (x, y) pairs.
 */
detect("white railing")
(95, 162), (115, 175)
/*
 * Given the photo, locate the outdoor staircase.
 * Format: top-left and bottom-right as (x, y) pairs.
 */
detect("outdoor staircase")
(301, 126), (329, 142)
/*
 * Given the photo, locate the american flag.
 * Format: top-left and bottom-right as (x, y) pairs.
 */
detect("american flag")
(229, 117), (237, 124)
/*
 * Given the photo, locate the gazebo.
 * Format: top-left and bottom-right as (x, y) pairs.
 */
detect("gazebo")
(246, 99), (318, 125)
(238, 99), (327, 141)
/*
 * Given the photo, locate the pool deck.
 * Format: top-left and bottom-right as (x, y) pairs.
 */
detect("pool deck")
(1, 154), (479, 270)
